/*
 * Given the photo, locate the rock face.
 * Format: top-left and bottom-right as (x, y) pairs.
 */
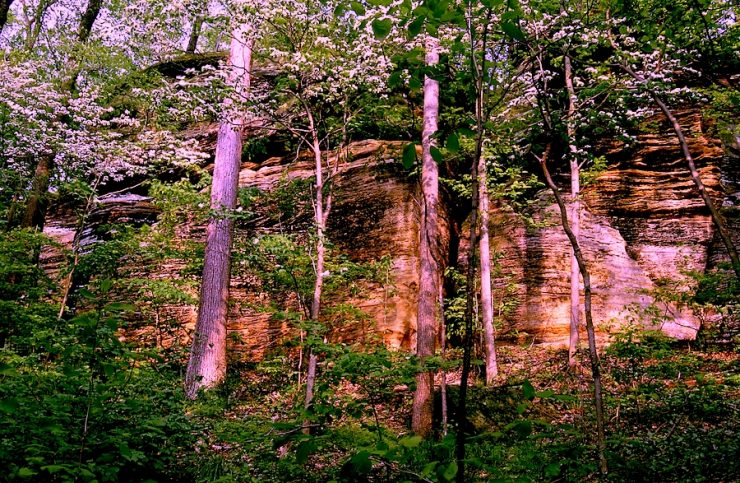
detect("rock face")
(488, 111), (728, 343)
(42, 111), (737, 357)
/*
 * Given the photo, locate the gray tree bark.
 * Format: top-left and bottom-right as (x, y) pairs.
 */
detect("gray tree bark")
(185, 27), (253, 399)
(412, 35), (440, 439)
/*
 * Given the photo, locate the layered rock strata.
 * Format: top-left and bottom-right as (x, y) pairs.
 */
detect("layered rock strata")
(41, 111), (736, 356)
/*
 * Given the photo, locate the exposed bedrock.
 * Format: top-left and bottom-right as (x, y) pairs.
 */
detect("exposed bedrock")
(41, 111), (737, 356)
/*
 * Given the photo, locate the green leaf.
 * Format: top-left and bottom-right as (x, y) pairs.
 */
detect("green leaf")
(0, 363), (19, 377)
(442, 460), (458, 481)
(105, 302), (137, 312)
(522, 380), (535, 400)
(544, 462), (562, 477)
(446, 132), (460, 153)
(350, 1), (366, 15)
(388, 71), (403, 89)
(0, 398), (19, 413)
(408, 15), (425, 38)
(399, 435), (423, 448)
(295, 440), (317, 465)
(349, 450), (372, 474)
(426, 21), (439, 37)
(409, 76), (422, 90)
(501, 21), (524, 41)
(40, 465), (65, 474)
(17, 468), (37, 478)
(422, 461), (438, 476)
(513, 420), (532, 437)
(430, 146), (444, 163)
(402, 143), (417, 169)
(372, 19), (393, 39)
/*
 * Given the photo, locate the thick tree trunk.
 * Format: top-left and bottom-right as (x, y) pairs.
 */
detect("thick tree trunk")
(564, 54), (581, 367)
(0, 0), (14, 33)
(185, 28), (252, 399)
(539, 143), (608, 475)
(186, 15), (204, 54)
(412, 35), (440, 439)
(478, 153), (498, 384)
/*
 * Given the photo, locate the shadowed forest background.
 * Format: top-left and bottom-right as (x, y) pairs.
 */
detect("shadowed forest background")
(0, 0), (738, 481)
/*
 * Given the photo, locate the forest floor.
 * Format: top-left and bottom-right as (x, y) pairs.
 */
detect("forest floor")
(186, 334), (740, 482)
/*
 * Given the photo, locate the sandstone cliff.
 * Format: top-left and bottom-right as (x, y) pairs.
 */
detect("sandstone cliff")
(41, 111), (738, 357)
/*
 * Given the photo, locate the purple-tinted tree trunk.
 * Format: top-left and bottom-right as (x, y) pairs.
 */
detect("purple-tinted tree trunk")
(185, 28), (253, 399)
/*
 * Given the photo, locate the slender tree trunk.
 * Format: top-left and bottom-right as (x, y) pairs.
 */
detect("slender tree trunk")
(564, 54), (581, 367)
(478, 153), (498, 384)
(610, 43), (740, 278)
(303, 114), (325, 421)
(0, 0), (14, 33)
(185, 28), (252, 399)
(186, 15), (204, 54)
(539, 143), (607, 475)
(412, 35), (440, 439)
(456, 143), (480, 483)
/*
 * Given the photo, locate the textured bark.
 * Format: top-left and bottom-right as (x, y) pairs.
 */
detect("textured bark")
(21, 154), (52, 230)
(412, 35), (440, 439)
(0, 0), (13, 33)
(539, 144), (608, 475)
(186, 15), (204, 54)
(478, 153), (497, 384)
(564, 54), (581, 367)
(185, 28), (252, 399)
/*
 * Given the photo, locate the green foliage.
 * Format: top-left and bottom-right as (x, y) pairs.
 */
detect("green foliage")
(0, 278), (197, 481)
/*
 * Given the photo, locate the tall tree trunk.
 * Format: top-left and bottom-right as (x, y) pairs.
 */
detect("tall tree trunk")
(185, 28), (252, 400)
(539, 143), (607, 475)
(456, 141), (480, 483)
(0, 0), (14, 33)
(303, 110), (325, 422)
(186, 15), (204, 53)
(412, 35), (440, 439)
(609, 40), (740, 278)
(478, 153), (497, 384)
(564, 54), (581, 368)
